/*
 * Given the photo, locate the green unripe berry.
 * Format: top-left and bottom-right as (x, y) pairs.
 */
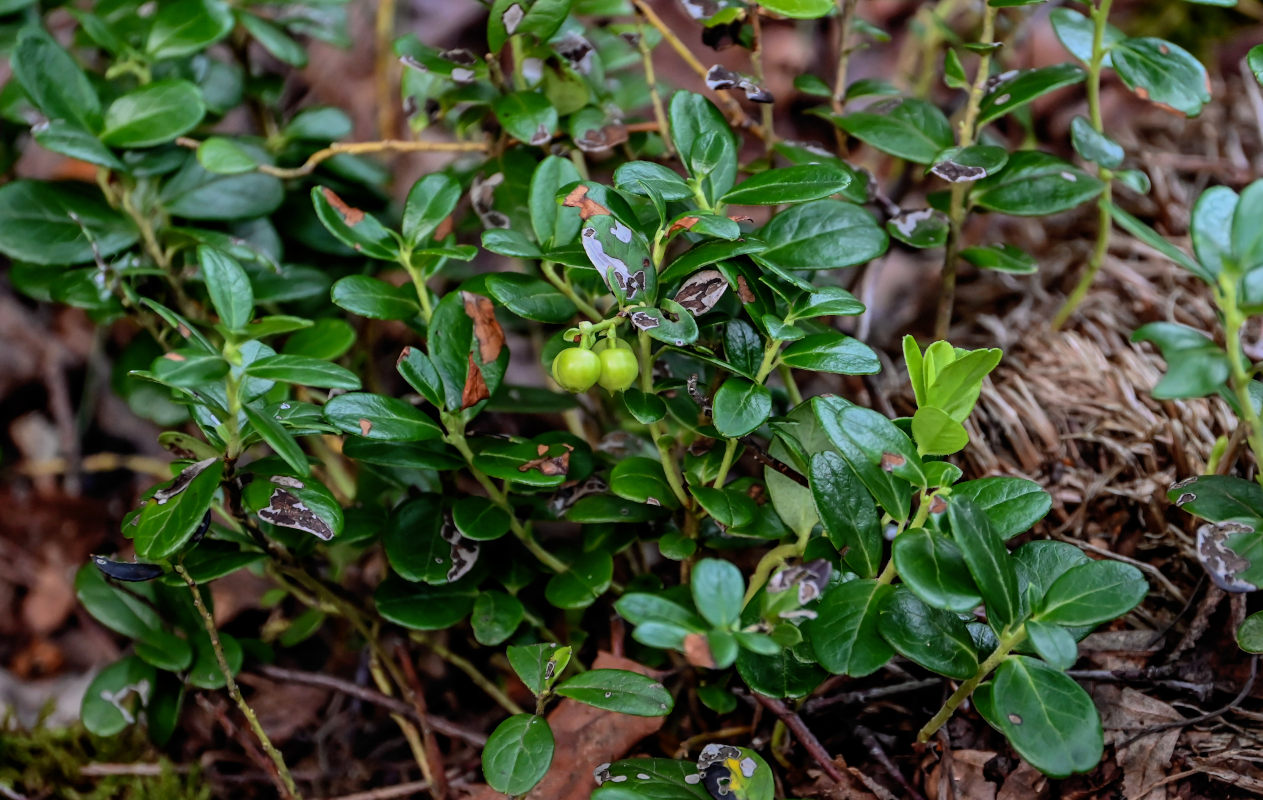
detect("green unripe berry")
(551, 347), (601, 392)
(598, 346), (639, 392)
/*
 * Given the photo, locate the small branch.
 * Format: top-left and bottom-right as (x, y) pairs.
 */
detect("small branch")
(319, 780), (441, 800)
(636, 25), (674, 158)
(176, 136), (487, 180)
(423, 635), (526, 716)
(177, 564), (301, 800)
(253, 664), (486, 746)
(631, 0), (756, 133)
(917, 625), (1025, 742)
(831, 0), (857, 115)
(749, 6), (776, 154)
(374, 0), (400, 140)
(752, 694), (846, 784)
(394, 643), (449, 799)
(1116, 655), (1258, 749)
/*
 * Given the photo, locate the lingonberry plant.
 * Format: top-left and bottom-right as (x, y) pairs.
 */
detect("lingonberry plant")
(1128, 179), (1263, 652)
(1, 0), (1191, 795)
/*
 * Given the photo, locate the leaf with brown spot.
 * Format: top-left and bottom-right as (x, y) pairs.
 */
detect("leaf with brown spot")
(518, 443), (573, 476)
(358, 418), (372, 436)
(880, 452), (906, 472)
(461, 353), (490, 410)
(162, 352), (187, 362)
(668, 216), (700, 235)
(462, 291), (505, 363)
(321, 187), (365, 225)
(674, 269), (728, 316)
(562, 185), (610, 220)
(736, 276), (755, 303)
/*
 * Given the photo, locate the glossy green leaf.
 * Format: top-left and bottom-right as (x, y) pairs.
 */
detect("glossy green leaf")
(472, 590), (525, 646)
(611, 457), (679, 509)
(973, 151), (1104, 216)
(614, 160), (694, 202)
(1070, 116), (1124, 169)
(712, 378), (772, 437)
(986, 656), (1103, 778)
(332, 276), (420, 320)
(507, 643), (572, 695)
(33, 121), (123, 170)
(483, 714), (555, 796)
(486, 273), (576, 323)
(545, 550), (614, 609)
(911, 406), (969, 455)
(493, 91), (558, 146)
(487, 0), (570, 51)
(808, 579), (895, 677)
(1167, 474), (1263, 523)
(556, 669), (673, 716)
(757, 199), (888, 270)
(452, 496), (512, 541)
(758, 0), (832, 17)
(887, 208), (949, 248)
(835, 98), (954, 164)
(780, 332), (880, 375)
(1237, 610), (1263, 653)
(691, 559), (744, 629)
(100, 81), (207, 148)
(976, 64), (1085, 125)
(324, 392), (441, 441)
(946, 496), (1021, 631)
(197, 247), (253, 329)
(809, 451), (882, 577)
(197, 137), (258, 174)
(384, 495), (453, 583)
(723, 164), (852, 205)
(1025, 619), (1078, 670)
(1131, 322), (1229, 399)
(147, 0), (234, 59)
(0, 181), (138, 266)
(374, 575), (476, 630)
(12, 27), (101, 132)
(245, 354), (360, 389)
(311, 187), (399, 261)
(1232, 179), (1263, 272)
(959, 243), (1038, 274)
(1035, 560), (1147, 626)
(879, 587), (978, 679)
(1112, 37), (1211, 117)
(134, 459), (224, 560)
(82, 656), (156, 736)
(532, 156), (584, 247)
(242, 403), (309, 477)
(1050, 8), (1122, 66)
(239, 12), (307, 67)
(893, 527), (982, 612)
(952, 477), (1051, 540)
(669, 91), (739, 202)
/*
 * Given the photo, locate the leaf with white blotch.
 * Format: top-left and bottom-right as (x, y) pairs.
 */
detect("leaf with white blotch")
(674, 270), (728, 316)
(578, 201), (656, 307)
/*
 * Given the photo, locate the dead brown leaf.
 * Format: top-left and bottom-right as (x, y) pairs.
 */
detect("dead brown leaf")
(928, 749), (997, 800)
(1096, 685), (1183, 800)
(462, 292), (504, 363)
(461, 353), (490, 410)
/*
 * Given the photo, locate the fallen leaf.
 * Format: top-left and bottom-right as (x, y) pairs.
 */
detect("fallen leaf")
(1096, 686), (1182, 800)
(927, 749), (997, 800)
(461, 652), (667, 800)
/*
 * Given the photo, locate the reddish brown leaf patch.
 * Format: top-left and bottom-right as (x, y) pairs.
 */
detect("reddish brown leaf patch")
(683, 632), (716, 668)
(358, 418), (372, 436)
(518, 443), (572, 476)
(880, 452), (906, 472)
(461, 353), (490, 410)
(668, 216), (700, 235)
(736, 276), (755, 303)
(462, 291), (505, 363)
(321, 187), (365, 225)
(562, 185), (611, 220)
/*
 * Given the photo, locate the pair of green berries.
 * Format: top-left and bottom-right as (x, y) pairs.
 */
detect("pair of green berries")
(552, 339), (639, 393)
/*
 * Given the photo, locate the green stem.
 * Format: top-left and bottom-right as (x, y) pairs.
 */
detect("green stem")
(714, 339), (782, 489)
(1050, 0), (1116, 330)
(400, 251), (433, 324)
(917, 625), (1026, 742)
(176, 565), (301, 799)
(741, 543), (801, 609)
(541, 260), (601, 321)
(442, 412), (570, 573)
(934, 3), (998, 341)
(777, 363), (804, 407)
(424, 635), (526, 715)
(1220, 278), (1263, 486)
(712, 438), (740, 489)
(638, 330), (691, 508)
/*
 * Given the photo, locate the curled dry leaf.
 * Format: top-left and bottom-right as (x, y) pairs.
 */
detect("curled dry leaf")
(462, 353), (490, 409)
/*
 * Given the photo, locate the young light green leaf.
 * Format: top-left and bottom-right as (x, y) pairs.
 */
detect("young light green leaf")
(911, 406), (969, 455)
(147, 0), (235, 59)
(1131, 322), (1229, 399)
(507, 643), (572, 696)
(959, 243), (1038, 274)
(1069, 116), (1124, 169)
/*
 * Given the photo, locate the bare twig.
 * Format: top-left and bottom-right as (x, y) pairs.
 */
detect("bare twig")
(318, 781), (433, 800)
(1116, 655), (1259, 749)
(253, 664), (486, 746)
(394, 643), (449, 799)
(752, 694), (846, 783)
(803, 679), (940, 714)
